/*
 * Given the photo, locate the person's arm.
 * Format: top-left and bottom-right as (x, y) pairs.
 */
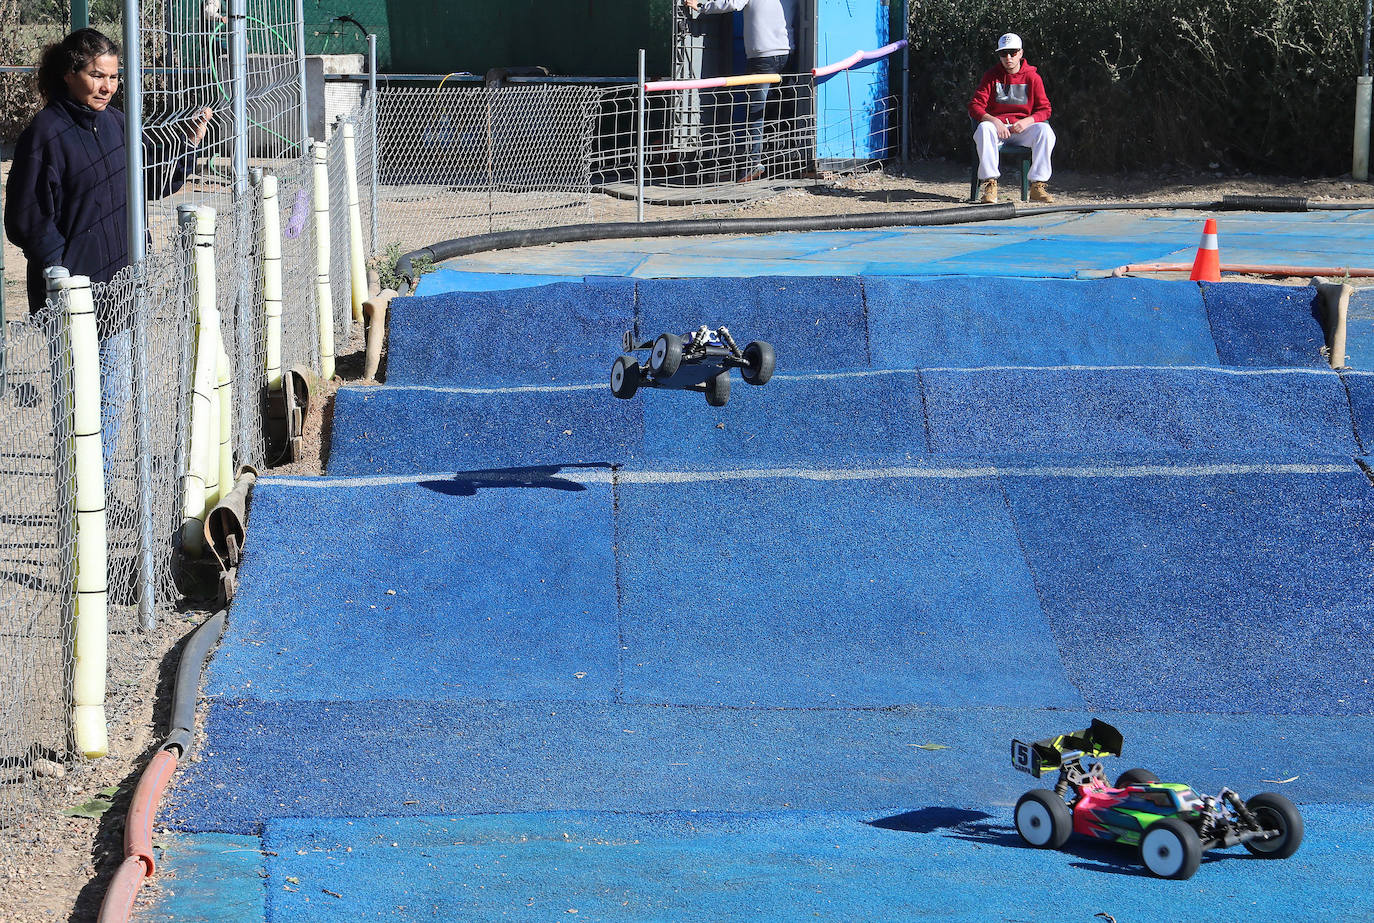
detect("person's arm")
(968, 71), (996, 122)
(686, 0), (750, 14)
(1029, 71), (1052, 123)
(3, 128), (66, 270)
(145, 106), (213, 200)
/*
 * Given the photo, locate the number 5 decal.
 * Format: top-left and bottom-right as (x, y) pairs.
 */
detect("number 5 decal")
(1011, 739), (1033, 773)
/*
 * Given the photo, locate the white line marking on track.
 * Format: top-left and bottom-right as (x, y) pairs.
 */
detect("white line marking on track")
(357, 365), (1337, 397)
(265, 462), (1354, 490)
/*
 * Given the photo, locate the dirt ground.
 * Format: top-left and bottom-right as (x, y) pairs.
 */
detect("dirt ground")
(2, 158), (1371, 923)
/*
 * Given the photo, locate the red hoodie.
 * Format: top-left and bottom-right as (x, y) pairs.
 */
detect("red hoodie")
(967, 62), (1052, 125)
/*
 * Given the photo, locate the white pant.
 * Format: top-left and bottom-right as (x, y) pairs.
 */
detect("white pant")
(974, 121), (1055, 182)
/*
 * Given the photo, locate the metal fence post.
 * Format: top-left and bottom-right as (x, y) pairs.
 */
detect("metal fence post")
(124, 0), (157, 628)
(368, 32), (379, 251)
(295, 0), (309, 152)
(637, 48), (646, 223)
(230, 0), (254, 463)
(900, 3), (910, 167)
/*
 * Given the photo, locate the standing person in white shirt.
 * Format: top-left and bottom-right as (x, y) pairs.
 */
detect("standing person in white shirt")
(685, 0), (799, 182)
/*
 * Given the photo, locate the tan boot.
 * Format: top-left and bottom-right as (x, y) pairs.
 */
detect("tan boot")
(977, 179), (998, 204)
(1030, 181), (1055, 203)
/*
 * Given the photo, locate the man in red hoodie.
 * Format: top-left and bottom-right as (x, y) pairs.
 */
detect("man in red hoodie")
(967, 32), (1056, 203)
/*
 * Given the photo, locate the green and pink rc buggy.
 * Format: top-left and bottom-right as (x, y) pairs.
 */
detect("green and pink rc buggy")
(1011, 719), (1303, 880)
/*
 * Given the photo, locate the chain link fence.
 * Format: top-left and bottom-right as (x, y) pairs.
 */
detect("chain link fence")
(374, 84), (600, 254)
(0, 1), (384, 836)
(372, 70), (899, 251)
(0, 300), (75, 832)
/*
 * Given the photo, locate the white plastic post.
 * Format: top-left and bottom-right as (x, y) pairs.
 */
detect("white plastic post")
(61, 274), (109, 758)
(181, 207), (221, 558)
(636, 48), (646, 223)
(343, 122), (368, 321)
(1355, 76), (1372, 182)
(312, 141), (336, 380)
(261, 174), (284, 390)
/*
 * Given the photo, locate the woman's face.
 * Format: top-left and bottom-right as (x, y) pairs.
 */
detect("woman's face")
(64, 53), (119, 110)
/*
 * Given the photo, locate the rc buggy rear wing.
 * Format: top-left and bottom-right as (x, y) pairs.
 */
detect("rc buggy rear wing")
(1011, 719), (1124, 778)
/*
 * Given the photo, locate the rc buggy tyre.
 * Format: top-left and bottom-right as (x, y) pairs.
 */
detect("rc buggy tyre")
(1140, 817), (1202, 879)
(1114, 768), (1160, 788)
(1014, 789), (1072, 849)
(610, 356), (640, 399)
(1242, 792), (1303, 859)
(705, 371), (731, 407)
(741, 340), (775, 385)
(650, 334), (682, 377)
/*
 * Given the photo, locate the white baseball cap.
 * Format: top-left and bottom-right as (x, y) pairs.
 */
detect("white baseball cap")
(996, 33), (1022, 52)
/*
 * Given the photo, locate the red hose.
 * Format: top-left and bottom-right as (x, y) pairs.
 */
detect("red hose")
(1111, 262), (1374, 277)
(96, 857), (148, 923)
(96, 749), (179, 923)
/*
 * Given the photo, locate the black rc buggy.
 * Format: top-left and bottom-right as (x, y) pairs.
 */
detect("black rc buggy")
(610, 326), (775, 407)
(1010, 719), (1303, 880)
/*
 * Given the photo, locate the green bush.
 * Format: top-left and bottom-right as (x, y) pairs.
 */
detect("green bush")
(907, 0), (1366, 175)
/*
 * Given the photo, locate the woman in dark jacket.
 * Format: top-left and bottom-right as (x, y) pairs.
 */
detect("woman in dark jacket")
(4, 27), (210, 320)
(4, 27), (210, 480)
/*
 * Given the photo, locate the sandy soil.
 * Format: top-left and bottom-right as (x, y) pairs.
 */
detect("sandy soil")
(1, 158), (1371, 923)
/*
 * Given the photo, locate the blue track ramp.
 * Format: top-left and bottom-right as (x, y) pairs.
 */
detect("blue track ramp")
(158, 270), (1374, 922)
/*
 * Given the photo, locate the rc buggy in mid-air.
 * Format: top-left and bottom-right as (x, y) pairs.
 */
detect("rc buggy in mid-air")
(1010, 719), (1303, 880)
(610, 326), (774, 406)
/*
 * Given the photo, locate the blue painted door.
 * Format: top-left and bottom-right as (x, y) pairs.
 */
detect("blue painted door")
(814, 0), (894, 164)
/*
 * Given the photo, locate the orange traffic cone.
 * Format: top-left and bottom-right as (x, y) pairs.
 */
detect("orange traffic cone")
(1189, 218), (1221, 282)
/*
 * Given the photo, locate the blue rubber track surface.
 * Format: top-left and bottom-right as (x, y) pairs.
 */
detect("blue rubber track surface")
(159, 266), (1374, 922)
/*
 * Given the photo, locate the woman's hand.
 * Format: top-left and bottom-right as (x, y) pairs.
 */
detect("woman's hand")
(186, 106), (213, 146)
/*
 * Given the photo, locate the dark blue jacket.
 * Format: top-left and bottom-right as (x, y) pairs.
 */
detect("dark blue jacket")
(4, 94), (195, 326)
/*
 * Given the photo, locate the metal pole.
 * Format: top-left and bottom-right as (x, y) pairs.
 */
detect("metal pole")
(72, 0), (89, 30)
(1356, 0), (1373, 180)
(123, 0), (157, 627)
(637, 48), (646, 223)
(900, 2), (910, 166)
(295, 0), (309, 152)
(368, 32), (379, 251)
(230, 0), (254, 463)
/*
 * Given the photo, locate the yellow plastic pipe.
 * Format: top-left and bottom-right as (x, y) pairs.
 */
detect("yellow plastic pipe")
(215, 337), (233, 512)
(181, 206), (220, 558)
(312, 141), (336, 380)
(343, 122), (367, 324)
(60, 274), (109, 758)
(261, 173), (284, 391)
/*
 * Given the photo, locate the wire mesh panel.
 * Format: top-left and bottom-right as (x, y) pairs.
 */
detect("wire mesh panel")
(374, 85), (599, 252)
(589, 74), (898, 222)
(593, 75), (817, 220)
(0, 301), (75, 832)
(275, 147), (322, 380)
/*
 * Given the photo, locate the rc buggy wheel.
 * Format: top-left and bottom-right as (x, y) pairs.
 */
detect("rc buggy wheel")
(741, 340), (775, 385)
(705, 371), (731, 407)
(1242, 792), (1303, 859)
(650, 334), (682, 377)
(610, 355), (640, 399)
(1014, 789), (1072, 849)
(1139, 817), (1202, 879)
(1114, 768), (1160, 788)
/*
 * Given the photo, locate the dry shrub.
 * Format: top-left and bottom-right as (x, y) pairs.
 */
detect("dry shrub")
(907, 0), (1365, 175)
